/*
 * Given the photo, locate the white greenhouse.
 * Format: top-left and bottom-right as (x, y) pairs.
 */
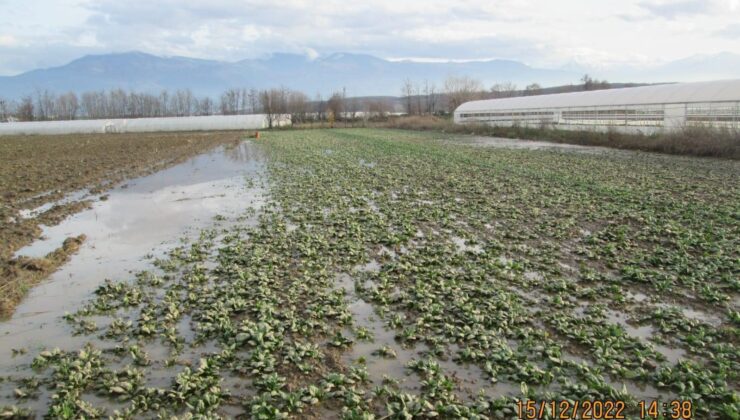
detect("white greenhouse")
(454, 79), (740, 133)
(0, 114), (291, 136)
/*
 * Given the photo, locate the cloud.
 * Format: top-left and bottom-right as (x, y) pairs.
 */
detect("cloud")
(637, 0), (714, 18)
(1, 0), (740, 76)
(0, 35), (22, 47)
(66, 0), (546, 65)
(715, 23), (740, 38)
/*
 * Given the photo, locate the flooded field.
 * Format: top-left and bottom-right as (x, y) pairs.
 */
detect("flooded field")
(0, 141), (266, 414)
(1, 142), (265, 370)
(0, 128), (738, 418)
(0, 131), (245, 317)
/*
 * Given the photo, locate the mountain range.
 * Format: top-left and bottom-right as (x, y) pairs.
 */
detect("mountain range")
(1, 51), (739, 99)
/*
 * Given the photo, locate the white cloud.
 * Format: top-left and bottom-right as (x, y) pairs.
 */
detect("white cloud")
(0, 35), (21, 47)
(638, 0), (713, 18)
(715, 23), (740, 38)
(304, 48), (320, 60)
(0, 0), (739, 75)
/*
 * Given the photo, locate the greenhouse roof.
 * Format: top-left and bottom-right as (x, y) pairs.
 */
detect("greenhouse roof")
(455, 79), (740, 112)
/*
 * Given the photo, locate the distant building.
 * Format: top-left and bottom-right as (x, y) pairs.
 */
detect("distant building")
(454, 79), (740, 133)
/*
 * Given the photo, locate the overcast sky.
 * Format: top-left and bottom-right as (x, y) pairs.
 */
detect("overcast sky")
(1, 0), (739, 76)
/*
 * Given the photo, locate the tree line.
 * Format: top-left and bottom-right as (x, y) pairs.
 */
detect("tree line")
(0, 87), (397, 125)
(0, 73), (611, 123)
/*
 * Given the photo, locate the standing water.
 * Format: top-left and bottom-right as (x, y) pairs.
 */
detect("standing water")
(0, 141), (266, 375)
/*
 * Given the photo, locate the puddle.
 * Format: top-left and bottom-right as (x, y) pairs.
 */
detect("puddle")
(628, 291), (649, 303)
(682, 307), (724, 327)
(337, 272), (506, 402)
(359, 159), (376, 168)
(604, 310), (686, 364)
(652, 343), (686, 364)
(361, 199), (381, 215)
(354, 260), (381, 273)
(557, 261), (576, 273)
(611, 379), (672, 401)
(451, 236), (483, 254)
(509, 285), (541, 305)
(0, 141), (266, 376)
(454, 136), (624, 155)
(378, 246), (398, 259)
(18, 189), (93, 219)
(524, 271), (543, 281)
(444, 344), (512, 400)
(337, 273), (417, 390)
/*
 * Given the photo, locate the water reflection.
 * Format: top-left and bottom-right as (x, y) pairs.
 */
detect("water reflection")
(0, 141), (266, 375)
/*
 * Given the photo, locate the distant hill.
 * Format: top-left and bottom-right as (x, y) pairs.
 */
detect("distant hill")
(642, 52), (740, 82)
(1, 51), (738, 100)
(593, 52), (740, 84)
(0, 52), (580, 99)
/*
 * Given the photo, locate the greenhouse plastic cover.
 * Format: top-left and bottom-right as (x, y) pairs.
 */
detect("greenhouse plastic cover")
(456, 79), (740, 112)
(0, 114), (279, 136)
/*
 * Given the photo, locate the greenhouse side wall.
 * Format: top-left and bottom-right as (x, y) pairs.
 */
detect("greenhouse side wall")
(0, 115), (290, 136)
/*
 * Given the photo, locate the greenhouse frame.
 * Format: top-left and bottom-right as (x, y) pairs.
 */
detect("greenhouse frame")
(454, 79), (740, 133)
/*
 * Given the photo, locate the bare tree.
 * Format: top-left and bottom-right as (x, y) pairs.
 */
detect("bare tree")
(55, 92), (79, 120)
(17, 96), (34, 121)
(314, 93), (326, 122)
(158, 90), (169, 117)
(240, 88), (249, 115)
(414, 82), (423, 115)
(581, 74), (609, 91)
(424, 81), (438, 114)
(326, 92), (344, 121)
(220, 88), (241, 115)
(259, 88), (288, 128)
(198, 97), (214, 116)
(581, 74), (594, 91)
(401, 78), (414, 115)
(171, 89), (195, 116)
(490, 82), (518, 98)
(444, 76), (484, 112)
(35, 89), (57, 120)
(0, 97), (10, 122)
(346, 96), (360, 120)
(524, 83), (542, 96)
(133, 92), (161, 118)
(248, 89), (259, 114)
(109, 89), (128, 118)
(368, 99), (392, 118)
(81, 92), (97, 119)
(287, 90), (309, 124)
(259, 90), (273, 127)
